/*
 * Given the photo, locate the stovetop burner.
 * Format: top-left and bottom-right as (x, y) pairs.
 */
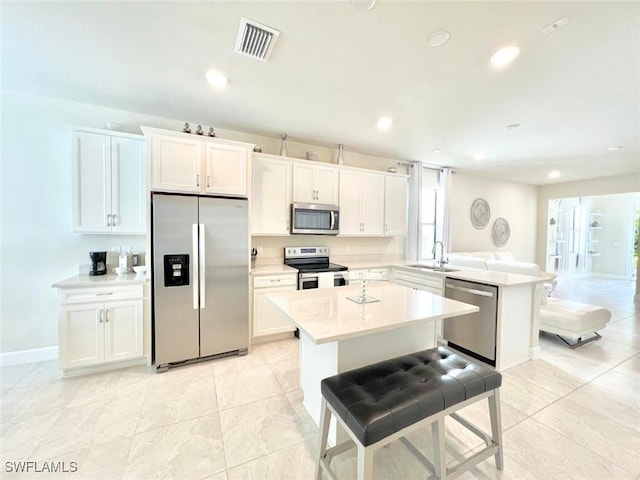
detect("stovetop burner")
(283, 246), (347, 273)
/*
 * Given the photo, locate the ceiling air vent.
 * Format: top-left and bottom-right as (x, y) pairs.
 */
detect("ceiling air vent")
(234, 17), (280, 62)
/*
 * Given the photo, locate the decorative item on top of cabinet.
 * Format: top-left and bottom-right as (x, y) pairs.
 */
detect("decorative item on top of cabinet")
(280, 133), (289, 157)
(72, 128), (146, 234)
(292, 159), (339, 205)
(339, 166), (385, 236)
(142, 126), (254, 197)
(251, 153), (293, 235)
(335, 143), (345, 165)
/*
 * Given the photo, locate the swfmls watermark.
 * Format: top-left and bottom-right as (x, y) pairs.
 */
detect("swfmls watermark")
(4, 461), (78, 473)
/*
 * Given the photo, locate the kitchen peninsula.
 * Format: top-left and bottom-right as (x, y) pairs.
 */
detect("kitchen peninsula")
(266, 282), (478, 439)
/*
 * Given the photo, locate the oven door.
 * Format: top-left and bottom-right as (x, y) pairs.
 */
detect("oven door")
(299, 272), (347, 290)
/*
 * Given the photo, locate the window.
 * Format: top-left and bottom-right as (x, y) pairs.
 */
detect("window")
(420, 187), (437, 261)
(419, 167), (441, 262)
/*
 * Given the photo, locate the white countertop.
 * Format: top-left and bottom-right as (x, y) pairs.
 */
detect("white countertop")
(444, 267), (546, 286)
(331, 257), (545, 287)
(52, 273), (148, 288)
(251, 265), (298, 276)
(266, 282), (478, 344)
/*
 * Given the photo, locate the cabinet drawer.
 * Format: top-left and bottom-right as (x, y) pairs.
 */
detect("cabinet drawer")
(253, 275), (297, 289)
(60, 285), (144, 304)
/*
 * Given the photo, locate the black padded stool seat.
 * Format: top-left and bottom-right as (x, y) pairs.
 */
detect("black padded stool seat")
(320, 346), (502, 447)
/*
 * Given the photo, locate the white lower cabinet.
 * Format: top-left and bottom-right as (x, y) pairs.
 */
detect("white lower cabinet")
(252, 273), (297, 338)
(389, 267), (444, 296)
(58, 284), (144, 373)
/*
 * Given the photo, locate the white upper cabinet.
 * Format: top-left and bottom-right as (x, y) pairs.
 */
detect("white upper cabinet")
(251, 154), (292, 235)
(203, 142), (248, 197)
(150, 134), (202, 193)
(384, 174), (409, 236)
(73, 129), (145, 234)
(338, 167), (385, 236)
(292, 161), (339, 205)
(143, 127), (253, 197)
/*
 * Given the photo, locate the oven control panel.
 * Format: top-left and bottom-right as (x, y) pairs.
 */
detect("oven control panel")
(285, 246), (329, 258)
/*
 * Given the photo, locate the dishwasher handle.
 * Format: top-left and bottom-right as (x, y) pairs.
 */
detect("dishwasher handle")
(445, 283), (494, 297)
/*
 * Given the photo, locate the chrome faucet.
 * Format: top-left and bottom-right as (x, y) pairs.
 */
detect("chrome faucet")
(432, 241), (448, 268)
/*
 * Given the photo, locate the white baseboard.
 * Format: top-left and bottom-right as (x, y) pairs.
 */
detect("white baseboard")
(0, 346), (59, 367)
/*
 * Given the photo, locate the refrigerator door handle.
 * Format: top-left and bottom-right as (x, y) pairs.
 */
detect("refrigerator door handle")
(192, 224), (199, 310)
(199, 223), (206, 309)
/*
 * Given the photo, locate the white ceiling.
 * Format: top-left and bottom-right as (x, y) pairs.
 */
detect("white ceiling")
(3, 1), (639, 185)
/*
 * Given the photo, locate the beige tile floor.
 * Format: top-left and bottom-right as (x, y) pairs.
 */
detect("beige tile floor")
(1, 276), (638, 479)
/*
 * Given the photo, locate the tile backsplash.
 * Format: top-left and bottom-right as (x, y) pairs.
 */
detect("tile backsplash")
(251, 236), (404, 266)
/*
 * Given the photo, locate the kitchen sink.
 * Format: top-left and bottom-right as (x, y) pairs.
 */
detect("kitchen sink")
(406, 264), (459, 273)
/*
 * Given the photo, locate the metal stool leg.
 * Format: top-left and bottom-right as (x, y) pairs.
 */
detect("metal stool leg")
(316, 398), (331, 480)
(356, 444), (374, 480)
(432, 418), (447, 479)
(488, 389), (504, 470)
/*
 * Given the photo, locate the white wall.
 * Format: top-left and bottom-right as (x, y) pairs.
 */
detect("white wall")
(0, 90), (404, 357)
(450, 172), (538, 262)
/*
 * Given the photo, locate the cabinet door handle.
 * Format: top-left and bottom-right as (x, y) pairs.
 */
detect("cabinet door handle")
(206, 176), (211, 188)
(104, 309), (109, 322)
(112, 214), (118, 226)
(97, 292), (114, 296)
(106, 214), (112, 227)
(99, 310), (104, 323)
(196, 174), (200, 187)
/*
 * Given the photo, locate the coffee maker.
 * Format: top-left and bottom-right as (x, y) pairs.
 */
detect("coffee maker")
(89, 251), (107, 276)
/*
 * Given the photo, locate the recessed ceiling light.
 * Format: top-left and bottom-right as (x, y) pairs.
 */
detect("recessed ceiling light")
(490, 46), (520, 68)
(548, 170), (560, 179)
(205, 70), (229, 88)
(352, 0), (376, 12)
(377, 116), (393, 130)
(432, 148), (441, 154)
(607, 146), (623, 151)
(474, 153), (486, 161)
(428, 31), (450, 47)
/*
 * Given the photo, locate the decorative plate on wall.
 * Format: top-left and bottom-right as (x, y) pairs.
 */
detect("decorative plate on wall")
(492, 217), (510, 247)
(470, 198), (490, 229)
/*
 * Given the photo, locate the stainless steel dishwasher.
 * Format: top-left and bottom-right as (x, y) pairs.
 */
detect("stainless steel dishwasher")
(443, 278), (498, 366)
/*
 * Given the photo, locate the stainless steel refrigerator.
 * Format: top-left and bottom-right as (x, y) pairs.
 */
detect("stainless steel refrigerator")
(152, 193), (249, 371)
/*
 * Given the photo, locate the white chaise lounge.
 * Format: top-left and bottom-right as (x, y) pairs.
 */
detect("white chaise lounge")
(539, 297), (611, 348)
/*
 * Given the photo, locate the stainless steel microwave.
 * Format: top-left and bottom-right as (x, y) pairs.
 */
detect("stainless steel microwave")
(290, 203), (339, 235)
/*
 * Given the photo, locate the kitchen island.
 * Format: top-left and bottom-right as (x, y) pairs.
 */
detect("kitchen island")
(266, 282), (478, 441)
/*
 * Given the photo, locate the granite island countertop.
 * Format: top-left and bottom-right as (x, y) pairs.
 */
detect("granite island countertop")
(266, 282), (478, 344)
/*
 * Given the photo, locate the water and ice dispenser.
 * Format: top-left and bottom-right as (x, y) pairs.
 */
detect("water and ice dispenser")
(163, 254), (189, 287)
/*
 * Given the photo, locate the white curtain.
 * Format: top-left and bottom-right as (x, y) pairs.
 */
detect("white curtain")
(439, 167), (454, 253)
(405, 164), (422, 262)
